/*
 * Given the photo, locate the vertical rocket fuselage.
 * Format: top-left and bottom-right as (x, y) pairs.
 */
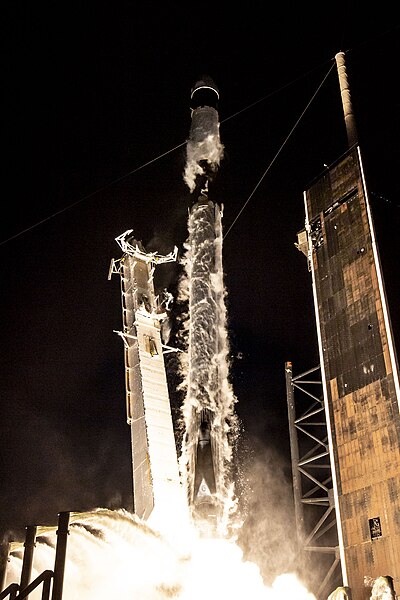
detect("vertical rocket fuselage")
(186, 200), (223, 521)
(183, 78), (227, 526)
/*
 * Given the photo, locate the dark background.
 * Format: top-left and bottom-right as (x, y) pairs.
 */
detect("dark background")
(2, 1), (399, 571)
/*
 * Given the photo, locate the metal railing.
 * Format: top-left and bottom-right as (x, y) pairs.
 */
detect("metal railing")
(0, 512), (70, 600)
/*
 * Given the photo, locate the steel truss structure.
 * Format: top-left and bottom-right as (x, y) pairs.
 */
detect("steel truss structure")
(285, 361), (341, 598)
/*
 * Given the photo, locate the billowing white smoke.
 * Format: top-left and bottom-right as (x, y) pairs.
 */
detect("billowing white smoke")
(327, 586), (352, 600)
(183, 106), (224, 192)
(370, 576), (397, 600)
(5, 509), (318, 600)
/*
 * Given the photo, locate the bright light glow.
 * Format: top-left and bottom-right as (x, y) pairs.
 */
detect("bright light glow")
(6, 509), (317, 600)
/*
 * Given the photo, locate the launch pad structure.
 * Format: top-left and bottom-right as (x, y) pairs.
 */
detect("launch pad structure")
(0, 73), (235, 597)
(108, 74), (233, 535)
(1, 55), (399, 600)
(288, 53), (400, 600)
(108, 231), (185, 525)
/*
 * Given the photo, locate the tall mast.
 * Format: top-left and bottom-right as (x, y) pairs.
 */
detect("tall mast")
(335, 51), (358, 148)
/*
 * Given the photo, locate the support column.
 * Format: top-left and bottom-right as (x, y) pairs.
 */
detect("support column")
(285, 361), (304, 544)
(51, 512), (70, 600)
(19, 526), (37, 598)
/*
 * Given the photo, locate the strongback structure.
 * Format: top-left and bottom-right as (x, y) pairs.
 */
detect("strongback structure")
(109, 231), (183, 523)
(296, 52), (400, 599)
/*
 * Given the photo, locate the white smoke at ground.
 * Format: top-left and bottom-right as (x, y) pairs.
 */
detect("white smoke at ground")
(235, 438), (304, 586)
(369, 576), (397, 600)
(327, 578), (398, 600)
(327, 587), (352, 600)
(5, 508), (318, 600)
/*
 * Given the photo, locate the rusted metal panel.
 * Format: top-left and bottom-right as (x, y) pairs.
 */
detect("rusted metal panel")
(305, 147), (400, 599)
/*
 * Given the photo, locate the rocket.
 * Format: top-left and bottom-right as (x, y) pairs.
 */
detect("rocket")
(182, 76), (228, 532)
(183, 75), (223, 200)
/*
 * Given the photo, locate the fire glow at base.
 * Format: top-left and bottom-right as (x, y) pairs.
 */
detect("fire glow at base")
(3, 64), (399, 600)
(5, 509), (318, 600)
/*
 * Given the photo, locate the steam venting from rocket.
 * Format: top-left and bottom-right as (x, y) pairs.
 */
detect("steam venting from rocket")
(183, 76), (224, 193)
(4, 509), (319, 600)
(177, 76), (239, 536)
(178, 203), (240, 535)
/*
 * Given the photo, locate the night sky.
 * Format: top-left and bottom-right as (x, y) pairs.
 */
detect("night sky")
(2, 3), (399, 546)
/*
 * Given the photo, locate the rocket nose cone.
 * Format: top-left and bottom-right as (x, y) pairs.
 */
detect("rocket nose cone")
(191, 75), (219, 110)
(191, 75), (219, 97)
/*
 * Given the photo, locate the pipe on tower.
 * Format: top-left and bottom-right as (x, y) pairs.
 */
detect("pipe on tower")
(335, 52), (358, 148)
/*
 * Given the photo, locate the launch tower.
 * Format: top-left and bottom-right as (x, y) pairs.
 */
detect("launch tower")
(297, 52), (400, 599)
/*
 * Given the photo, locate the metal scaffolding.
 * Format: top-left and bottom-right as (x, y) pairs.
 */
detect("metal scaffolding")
(285, 361), (341, 598)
